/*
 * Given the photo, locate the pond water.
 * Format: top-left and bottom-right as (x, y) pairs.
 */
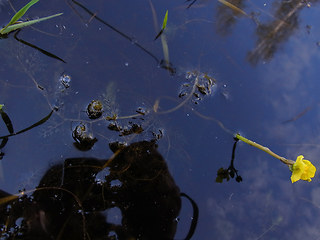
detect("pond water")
(1, 0), (320, 239)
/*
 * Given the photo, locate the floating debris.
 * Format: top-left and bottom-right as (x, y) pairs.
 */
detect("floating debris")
(107, 122), (144, 136)
(87, 100), (103, 119)
(59, 74), (71, 89)
(108, 122), (120, 131)
(178, 70), (217, 104)
(120, 123), (143, 136)
(109, 141), (127, 152)
(72, 124), (97, 151)
(136, 107), (147, 116)
(152, 129), (164, 140)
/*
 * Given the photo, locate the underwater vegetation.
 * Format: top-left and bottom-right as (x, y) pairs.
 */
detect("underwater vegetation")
(0, 105), (54, 159)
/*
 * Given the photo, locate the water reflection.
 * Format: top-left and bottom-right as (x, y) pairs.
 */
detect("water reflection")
(0, 140), (197, 240)
(215, 0), (247, 36)
(247, 0), (311, 64)
(215, 0), (317, 64)
(1, 0), (320, 239)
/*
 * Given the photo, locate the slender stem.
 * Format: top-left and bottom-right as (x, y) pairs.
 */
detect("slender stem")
(235, 133), (295, 166)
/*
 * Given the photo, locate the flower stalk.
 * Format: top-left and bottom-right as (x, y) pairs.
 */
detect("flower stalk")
(235, 133), (316, 183)
(235, 133), (295, 166)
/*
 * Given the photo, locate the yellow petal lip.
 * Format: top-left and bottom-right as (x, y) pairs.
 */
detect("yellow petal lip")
(291, 155), (316, 183)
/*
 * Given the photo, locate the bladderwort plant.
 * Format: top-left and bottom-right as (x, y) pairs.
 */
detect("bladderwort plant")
(0, 0), (62, 36)
(235, 133), (316, 183)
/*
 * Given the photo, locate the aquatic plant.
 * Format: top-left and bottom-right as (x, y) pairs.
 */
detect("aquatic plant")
(235, 133), (316, 183)
(216, 138), (242, 183)
(0, 0), (62, 35)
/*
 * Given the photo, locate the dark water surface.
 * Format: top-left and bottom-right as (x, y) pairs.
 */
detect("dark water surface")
(1, 0), (320, 239)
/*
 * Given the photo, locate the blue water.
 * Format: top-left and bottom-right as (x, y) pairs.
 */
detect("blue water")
(1, 0), (320, 239)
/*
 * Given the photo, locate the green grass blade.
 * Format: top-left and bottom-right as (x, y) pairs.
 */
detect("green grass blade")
(154, 10), (168, 41)
(2, 0), (39, 32)
(162, 10), (168, 30)
(0, 13), (63, 34)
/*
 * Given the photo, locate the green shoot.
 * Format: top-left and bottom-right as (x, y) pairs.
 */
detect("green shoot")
(162, 10), (168, 30)
(154, 10), (168, 41)
(0, 105), (3, 111)
(0, 0), (63, 35)
(2, 0), (39, 32)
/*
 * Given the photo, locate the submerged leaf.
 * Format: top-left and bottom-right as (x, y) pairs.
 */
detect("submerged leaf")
(218, 0), (247, 16)
(0, 194), (19, 205)
(0, 110), (54, 139)
(0, 105), (14, 134)
(0, 111), (14, 134)
(0, 137), (8, 149)
(14, 30), (66, 63)
(186, 0), (197, 9)
(15, 110), (54, 135)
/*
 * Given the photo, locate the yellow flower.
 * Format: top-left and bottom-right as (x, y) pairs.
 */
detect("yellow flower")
(291, 155), (316, 183)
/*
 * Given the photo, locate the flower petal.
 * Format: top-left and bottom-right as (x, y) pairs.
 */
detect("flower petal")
(291, 155), (316, 183)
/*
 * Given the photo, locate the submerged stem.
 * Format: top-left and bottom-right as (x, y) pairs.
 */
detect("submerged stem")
(235, 133), (295, 166)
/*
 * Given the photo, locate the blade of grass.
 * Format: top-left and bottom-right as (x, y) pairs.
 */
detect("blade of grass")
(162, 10), (168, 29)
(0, 13), (63, 34)
(154, 10), (168, 40)
(1, 0), (39, 32)
(186, 0), (197, 9)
